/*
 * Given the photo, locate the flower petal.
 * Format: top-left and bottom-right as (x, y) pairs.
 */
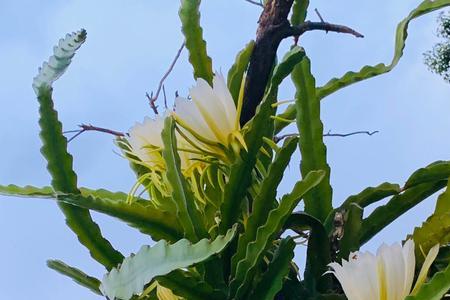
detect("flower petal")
(377, 243), (407, 300)
(174, 96), (216, 142)
(213, 73), (238, 130)
(190, 78), (230, 143)
(411, 243), (440, 295)
(402, 239), (416, 296)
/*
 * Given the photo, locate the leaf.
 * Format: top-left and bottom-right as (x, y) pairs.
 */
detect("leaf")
(229, 171), (325, 299)
(317, 0), (450, 99)
(157, 270), (225, 300)
(360, 181), (447, 245)
(0, 184), (182, 241)
(0, 184), (135, 202)
(219, 46), (306, 233)
(58, 194), (184, 242)
(434, 179), (450, 214)
(338, 203), (363, 261)
(161, 117), (208, 241)
(32, 30), (87, 94)
(249, 238), (296, 300)
(231, 137), (298, 275)
(291, 0), (309, 26)
(0, 184), (137, 203)
(100, 225), (237, 300)
(292, 55), (332, 222)
(47, 260), (102, 295)
(405, 262), (450, 300)
(324, 182), (401, 231)
(35, 31), (123, 269)
(273, 103), (296, 135)
(342, 182), (401, 208)
(0, 184), (54, 198)
(227, 40), (255, 104)
(411, 182), (450, 265)
(405, 160), (450, 189)
(284, 212), (331, 294)
(179, 0), (213, 84)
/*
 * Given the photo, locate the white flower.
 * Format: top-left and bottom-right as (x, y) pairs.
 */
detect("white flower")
(127, 115), (166, 170)
(173, 74), (244, 154)
(126, 114), (203, 174)
(328, 240), (439, 300)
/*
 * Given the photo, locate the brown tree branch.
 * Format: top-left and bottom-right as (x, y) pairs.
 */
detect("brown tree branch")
(240, 0), (294, 126)
(244, 0), (264, 8)
(240, 0), (363, 126)
(64, 124), (126, 143)
(283, 21), (364, 39)
(146, 42), (185, 114)
(273, 130), (379, 143)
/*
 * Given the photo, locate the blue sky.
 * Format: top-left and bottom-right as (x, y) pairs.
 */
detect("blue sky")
(0, 1), (449, 299)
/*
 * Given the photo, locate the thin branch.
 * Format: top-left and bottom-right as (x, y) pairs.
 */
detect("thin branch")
(324, 130), (379, 137)
(146, 92), (159, 115)
(283, 21), (364, 39)
(146, 42), (185, 113)
(244, 0), (264, 8)
(273, 130), (379, 143)
(64, 124), (126, 143)
(314, 8), (325, 23)
(162, 84), (168, 109)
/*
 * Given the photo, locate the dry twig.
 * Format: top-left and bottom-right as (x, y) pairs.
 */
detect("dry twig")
(64, 124), (126, 143)
(244, 0), (264, 8)
(146, 42), (185, 114)
(273, 130), (379, 143)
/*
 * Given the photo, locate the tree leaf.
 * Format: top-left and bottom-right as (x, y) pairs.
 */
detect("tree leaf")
(412, 212), (450, 266)
(0, 184), (54, 198)
(227, 40), (255, 104)
(249, 238), (296, 300)
(292, 55), (332, 222)
(231, 137), (298, 275)
(410, 181), (450, 266)
(434, 179), (450, 214)
(100, 225), (237, 300)
(229, 171), (325, 299)
(157, 269), (225, 300)
(405, 262), (450, 300)
(405, 160), (450, 189)
(58, 194), (184, 242)
(317, 0), (450, 99)
(341, 182), (401, 208)
(273, 103), (295, 135)
(284, 212), (331, 294)
(47, 260), (102, 295)
(360, 181), (447, 245)
(35, 31), (123, 269)
(0, 184), (136, 202)
(338, 203), (363, 261)
(161, 117), (208, 241)
(219, 46), (305, 233)
(291, 0), (309, 26)
(324, 182), (400, 232)
(32, 30), (87, 94)
(179, 0), (213, 84)
(0, 184), (139, 204)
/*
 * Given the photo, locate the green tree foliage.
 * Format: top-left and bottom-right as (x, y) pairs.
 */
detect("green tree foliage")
(425, 12), (450, 82)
